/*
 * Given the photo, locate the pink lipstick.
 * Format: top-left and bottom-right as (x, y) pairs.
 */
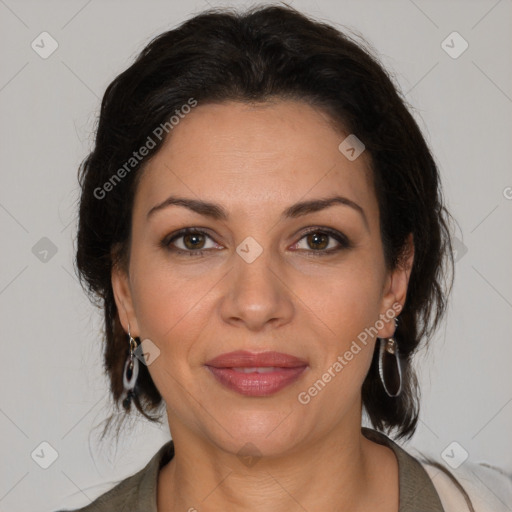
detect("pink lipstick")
(205, 350), (308, 397)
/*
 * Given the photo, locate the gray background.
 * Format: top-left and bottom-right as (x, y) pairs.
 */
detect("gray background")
(0, 0), (511, 510)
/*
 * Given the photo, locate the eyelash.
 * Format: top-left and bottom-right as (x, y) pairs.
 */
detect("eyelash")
(160, 227), (352, 258)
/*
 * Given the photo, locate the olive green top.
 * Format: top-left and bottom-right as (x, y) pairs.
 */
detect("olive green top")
(57, 427), (445, 511)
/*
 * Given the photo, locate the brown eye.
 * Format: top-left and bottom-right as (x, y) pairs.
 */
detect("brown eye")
(306, 232), (329, 250)
(292, 228), (352, 255)
(182, 232), (206, 250)
(162, 228), (220, 256)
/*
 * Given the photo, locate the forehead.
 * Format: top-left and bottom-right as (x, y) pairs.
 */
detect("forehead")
(134, 100), (377, 224)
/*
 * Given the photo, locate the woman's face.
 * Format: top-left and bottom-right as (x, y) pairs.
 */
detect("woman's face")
(112, 99), (412, 455)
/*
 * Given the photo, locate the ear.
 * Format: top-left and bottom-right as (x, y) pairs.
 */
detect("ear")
(111, 260), (140, 337)
(377, 233), (414, 338)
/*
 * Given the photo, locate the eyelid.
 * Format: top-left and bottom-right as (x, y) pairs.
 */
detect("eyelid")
(162, 227), (221, 251)
(161, 226), (352, 255)
(292, 226), (352, 252)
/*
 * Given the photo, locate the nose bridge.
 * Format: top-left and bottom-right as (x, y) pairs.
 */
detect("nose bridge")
(235, 239), (275, 291)
(220, 236), (293, 330)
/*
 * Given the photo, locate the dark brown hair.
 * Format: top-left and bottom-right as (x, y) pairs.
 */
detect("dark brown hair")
(76, 4), (455, 443)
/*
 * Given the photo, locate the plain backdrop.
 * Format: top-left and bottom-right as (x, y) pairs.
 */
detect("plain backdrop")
(0, 0), (511, 510)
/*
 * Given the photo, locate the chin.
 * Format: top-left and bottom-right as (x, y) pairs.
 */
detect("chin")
(205, 407), (308, 458)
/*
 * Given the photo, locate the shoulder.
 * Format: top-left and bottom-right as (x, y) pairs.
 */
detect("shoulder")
(420, 460), (512, 512)
(56, 473), (142, 512)
(362, 427), (512, 512)
(54, 439), (175, 512)
(54, 462), (153, 512)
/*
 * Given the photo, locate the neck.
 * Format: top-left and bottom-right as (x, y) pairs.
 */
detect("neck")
(157, 414), (398, 512)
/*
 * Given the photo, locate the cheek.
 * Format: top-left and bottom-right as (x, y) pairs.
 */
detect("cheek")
(126, 253), (223, 405)
(128, 260), (211, 403)
(130, 241), (386, 348)
(297, 257), (385, 398)
(304, 257), (385, 337)
(128, 251), (219, 360)
(298, 275), (381, 413)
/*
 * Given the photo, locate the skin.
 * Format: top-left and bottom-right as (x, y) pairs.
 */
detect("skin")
(112, 99), (414, 512)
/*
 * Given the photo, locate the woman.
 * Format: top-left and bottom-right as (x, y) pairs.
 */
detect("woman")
(61, 4), (511, 511)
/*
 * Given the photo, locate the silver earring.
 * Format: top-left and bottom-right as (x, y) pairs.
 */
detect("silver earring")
(122, 324), (139, 411)
(378, 318), (403, 397)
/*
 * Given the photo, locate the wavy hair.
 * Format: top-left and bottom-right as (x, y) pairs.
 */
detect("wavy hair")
(76, 4), (455, 443)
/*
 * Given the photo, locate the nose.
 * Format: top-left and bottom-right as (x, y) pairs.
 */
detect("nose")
(219, 244), (295, 332)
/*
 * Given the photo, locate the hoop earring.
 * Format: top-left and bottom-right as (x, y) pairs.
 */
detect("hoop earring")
(378, 319), (403, 397)
(122, 324), (139, 411)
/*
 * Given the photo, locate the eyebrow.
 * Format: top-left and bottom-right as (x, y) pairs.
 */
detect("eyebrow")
(147, 194), (369, 230)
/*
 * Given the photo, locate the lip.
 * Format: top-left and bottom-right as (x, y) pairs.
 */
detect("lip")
(205, 350), (308, 368)
(205, 351), (308, 397)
